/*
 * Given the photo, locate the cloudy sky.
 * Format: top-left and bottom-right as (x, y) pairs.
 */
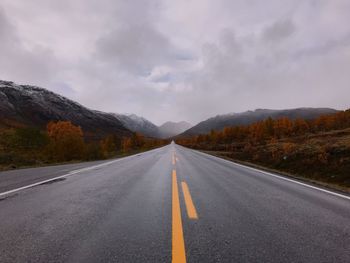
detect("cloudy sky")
(0, 0), (349, 125)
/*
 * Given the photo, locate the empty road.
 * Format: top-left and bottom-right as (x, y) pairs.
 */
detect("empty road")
(0, 143), (349, 262)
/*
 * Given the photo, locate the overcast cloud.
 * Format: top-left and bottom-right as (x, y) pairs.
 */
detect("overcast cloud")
(0, 0), (349, 125)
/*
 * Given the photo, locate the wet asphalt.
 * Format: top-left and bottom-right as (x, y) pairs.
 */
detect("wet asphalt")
(0, 143), (349, 262)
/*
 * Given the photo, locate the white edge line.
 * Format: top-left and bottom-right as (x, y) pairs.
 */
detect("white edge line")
(177, 144), (350, 201)
(0, 146), (165, 198)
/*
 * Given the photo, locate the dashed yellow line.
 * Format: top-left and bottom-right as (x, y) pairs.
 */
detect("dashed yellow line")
(181, 182), (198, 220)
(172, 169), (186, 263)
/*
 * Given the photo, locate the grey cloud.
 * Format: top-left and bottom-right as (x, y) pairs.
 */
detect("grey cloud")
(263, 19), (296, 41)
(150, 73), (172, 83)
(0, 8), (17, 44)
(0, 7), (59, 86)
(293, 33), (350, 59)
(0, 0), (349, 124)
(96, 24), (174, 75)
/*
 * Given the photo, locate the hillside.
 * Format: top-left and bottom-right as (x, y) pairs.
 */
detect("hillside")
(0, 80), (131, 140)
(158, 121), (192, 138)
(180, 108), (338, 136)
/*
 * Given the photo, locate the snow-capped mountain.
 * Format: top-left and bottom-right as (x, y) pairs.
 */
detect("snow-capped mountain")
(0, 80), (131, 140)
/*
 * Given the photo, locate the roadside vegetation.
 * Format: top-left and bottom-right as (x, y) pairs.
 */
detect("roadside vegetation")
(0, 121), (168, 171)
(176, 109), (350, 190)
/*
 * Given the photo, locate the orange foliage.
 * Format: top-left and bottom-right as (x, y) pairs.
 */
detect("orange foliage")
(121, 137), (132, 153)
(176, 109), (350, 149)
(131, 133), (145, 148)
(47, 121), (85, 161)
(100, 135), (117, 157)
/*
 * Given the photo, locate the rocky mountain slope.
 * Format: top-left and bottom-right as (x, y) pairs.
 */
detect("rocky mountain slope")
(180, 108), (338, 136)
(0, 80), (131, 140)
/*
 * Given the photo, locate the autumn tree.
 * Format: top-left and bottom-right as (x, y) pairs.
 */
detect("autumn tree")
(249, 121), (265, 142)
(222, 127), (232, 143)
(292, 119), (309, 135)
(10, 127), (48, 150)
(100, 134), (119, 157)
(121, 137), (132, 153)
(47, 121), (85, 161)
(273, 118), (293, 138)
(85, 142), (103, 160)
(263, 117), (275, 138)
(131, 133), (145, 149)
(314, 115), (333, 131)
(209, 130), (219, 144)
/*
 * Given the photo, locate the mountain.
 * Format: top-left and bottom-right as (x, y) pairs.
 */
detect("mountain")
(113, 113), (160, 138)
(114, 115), (192, 138)
(158, 121), (192, 138)
(0, 80), (131, 140)
(180, 108), (338, 136)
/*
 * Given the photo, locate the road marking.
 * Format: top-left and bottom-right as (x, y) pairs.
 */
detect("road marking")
(172, 169), (186, 263)
(184, 146), (350, 201)
(0, 146), (166, 198)
(176, 157), (179, 162)
(172, 153), (176, 165)
(181, 182), (198, 219)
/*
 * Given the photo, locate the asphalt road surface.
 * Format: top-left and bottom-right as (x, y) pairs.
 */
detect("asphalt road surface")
(0, 143), (349, 262)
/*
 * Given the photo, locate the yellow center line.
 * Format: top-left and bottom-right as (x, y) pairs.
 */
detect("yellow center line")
(181, 182), (198, 220)
(172, 169), (186, 263)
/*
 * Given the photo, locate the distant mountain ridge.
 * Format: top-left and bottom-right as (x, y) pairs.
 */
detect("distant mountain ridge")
(114, 115), (192, 139)
(0, 80), (131, 140)
(180, 108), (338, 136)
(113, 113), (161, 138)
(158, 121), (192, 138)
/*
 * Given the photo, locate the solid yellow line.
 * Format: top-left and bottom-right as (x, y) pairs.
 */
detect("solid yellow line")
(172, 170), (186, 263)
(172, 153), (176, 165)
(181, 182), (198, 220)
